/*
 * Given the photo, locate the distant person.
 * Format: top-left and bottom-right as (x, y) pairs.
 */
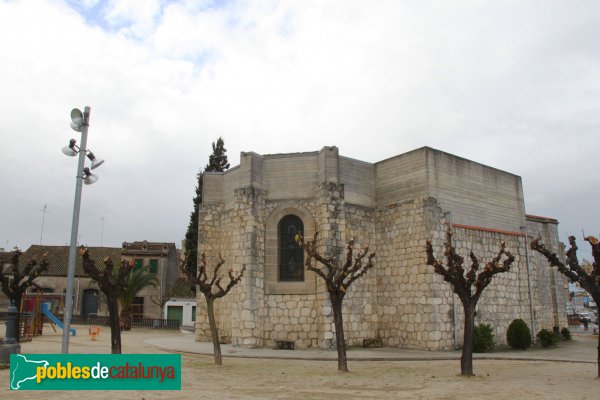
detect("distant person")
(580, 315), (590, 331)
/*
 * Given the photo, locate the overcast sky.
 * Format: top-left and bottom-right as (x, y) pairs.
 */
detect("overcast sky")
(0, 0), (598, 259)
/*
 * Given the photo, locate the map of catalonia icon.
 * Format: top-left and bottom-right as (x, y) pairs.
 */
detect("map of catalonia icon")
(10, 354), (49, 390)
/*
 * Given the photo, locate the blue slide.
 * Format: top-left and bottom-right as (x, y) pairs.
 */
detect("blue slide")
(41, 303), (76, 336)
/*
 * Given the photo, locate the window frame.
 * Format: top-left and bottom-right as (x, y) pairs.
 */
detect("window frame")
(149, 259), (158, 274)
(134, 259), (143, 271)
(264, 204), (316, 295)
(131, 296), (144, 319)
(277, 214), (305, 282)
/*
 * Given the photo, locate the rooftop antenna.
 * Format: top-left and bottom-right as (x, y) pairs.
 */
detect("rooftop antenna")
(40, 204), (50, 245)
(100, 216), (106, 247)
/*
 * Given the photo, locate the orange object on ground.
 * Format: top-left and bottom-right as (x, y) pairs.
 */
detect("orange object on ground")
(89, 326), (100, 340)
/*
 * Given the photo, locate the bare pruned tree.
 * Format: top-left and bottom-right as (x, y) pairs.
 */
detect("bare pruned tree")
(80, 246), (133, 354)
(531, 234), (600, 378)
(150, 294), (171, 319)
(426, 230), (515, 376)
(0, 248), (48, 342)
(180, 252), (245, 365)
(298, 232), (375, 372)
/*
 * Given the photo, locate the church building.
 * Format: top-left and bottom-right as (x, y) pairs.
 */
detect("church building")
(195, 146), (568, 350)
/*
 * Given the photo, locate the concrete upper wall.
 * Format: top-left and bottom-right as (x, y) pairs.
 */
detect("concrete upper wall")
(202, 172), (224, 204)
(263, 153), (319, 200)
(203, 146), (528, 231)
(203, 147), (342, 206)
(340, 156), (375, 207)
(374, 148), (428, 207)
(372, 147), (525, 231)
(425, 147), (525, 232)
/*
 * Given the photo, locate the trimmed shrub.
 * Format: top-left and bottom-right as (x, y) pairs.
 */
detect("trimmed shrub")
(506, 318), (531, 349)
(537, 328), (558, 348)
(553, 329), (561, 344)
(560, 327), (572, 341)
(473, 323), (495, 353)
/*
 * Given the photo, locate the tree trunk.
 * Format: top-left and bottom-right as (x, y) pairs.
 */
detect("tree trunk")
(206, 297), (222, 365)
(107, 295), (122, 354)
(331, 295), (349, 373)
(119, 307), (132, 331)
(593, 293), (600, 379)
(461, 304), (475, 376)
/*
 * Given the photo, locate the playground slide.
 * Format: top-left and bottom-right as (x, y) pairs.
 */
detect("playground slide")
(41, 303), (76, 336)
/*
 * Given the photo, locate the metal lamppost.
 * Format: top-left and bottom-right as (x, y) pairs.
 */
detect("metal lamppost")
(61, 106), (104, 353)
(0, 302), (20, 364)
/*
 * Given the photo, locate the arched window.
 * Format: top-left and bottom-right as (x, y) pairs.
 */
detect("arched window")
(278, 215), (304, 281)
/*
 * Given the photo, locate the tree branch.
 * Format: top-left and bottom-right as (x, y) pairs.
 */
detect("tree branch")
(530, 236), (580, 282)
(299, 231), (375, 297)
(298, 232), (331, 282)
(586, 236), (600, 284)
(427, 231), (515, 306)
(344, 251), (376, 288)
(0, 249), (48, 302)
(180, 252), (245, 301)
(214, 266), (247, 299)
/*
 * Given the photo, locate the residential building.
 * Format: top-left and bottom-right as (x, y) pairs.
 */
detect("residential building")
(0, 242), (179, 320)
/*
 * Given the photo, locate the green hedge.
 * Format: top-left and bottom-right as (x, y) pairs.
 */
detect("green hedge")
(506, 319), (531, 349)
(473, 323), (495, 353)
(537, 329), (558, 348)
(560, 327), (572, 341)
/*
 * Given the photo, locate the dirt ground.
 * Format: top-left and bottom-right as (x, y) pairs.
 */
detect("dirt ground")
(1, 325), (598, 399)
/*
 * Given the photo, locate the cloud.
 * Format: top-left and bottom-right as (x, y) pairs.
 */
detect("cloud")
(102, 0), (162, 37)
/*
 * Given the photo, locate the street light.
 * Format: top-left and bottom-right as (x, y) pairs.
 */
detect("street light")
(61, 106), (105, 353)
(62, 140), (104, 170)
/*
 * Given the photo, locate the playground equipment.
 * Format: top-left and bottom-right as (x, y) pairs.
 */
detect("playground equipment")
(88, 326), (100, 340)
(41, 303), (76, 336)
(19, 292), (76, 339)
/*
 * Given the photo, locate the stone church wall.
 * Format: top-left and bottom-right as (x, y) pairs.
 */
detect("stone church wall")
(526, 215), (569, 332)
(195, 146), (569, 351)
(424, 149), (526, 232)
(261, 198), (321, 349)
(374, 196), (453, 350)
(447, 226), (531, 348)
(195, 202), (233, 342)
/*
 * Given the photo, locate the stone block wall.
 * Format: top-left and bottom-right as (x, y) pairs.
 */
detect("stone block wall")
(195, 202), (231, 341)
(340, 203), (378, 346)
(195, 147), (569, 351)
(263, 294), (320, 348)
(196, 180), (383, 349)
(526, 215), (570, 331)
(426, 220), (569, 349)
(228, 187), (266, 347)
(448, 226), (531, 347)
(374, 196), (455, 350)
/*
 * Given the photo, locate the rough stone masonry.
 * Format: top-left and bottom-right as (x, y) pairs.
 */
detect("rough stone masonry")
(195, 146), (568, 350)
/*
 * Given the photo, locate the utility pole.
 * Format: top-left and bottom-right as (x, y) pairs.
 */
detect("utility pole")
(61, 106), (105, 353)
(100, 216), (106, 247)
(39, 204), (49, 245)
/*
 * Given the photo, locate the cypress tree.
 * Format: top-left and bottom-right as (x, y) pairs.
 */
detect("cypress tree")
(206, 137), (230, 172)
(184, 138), (230, 276)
